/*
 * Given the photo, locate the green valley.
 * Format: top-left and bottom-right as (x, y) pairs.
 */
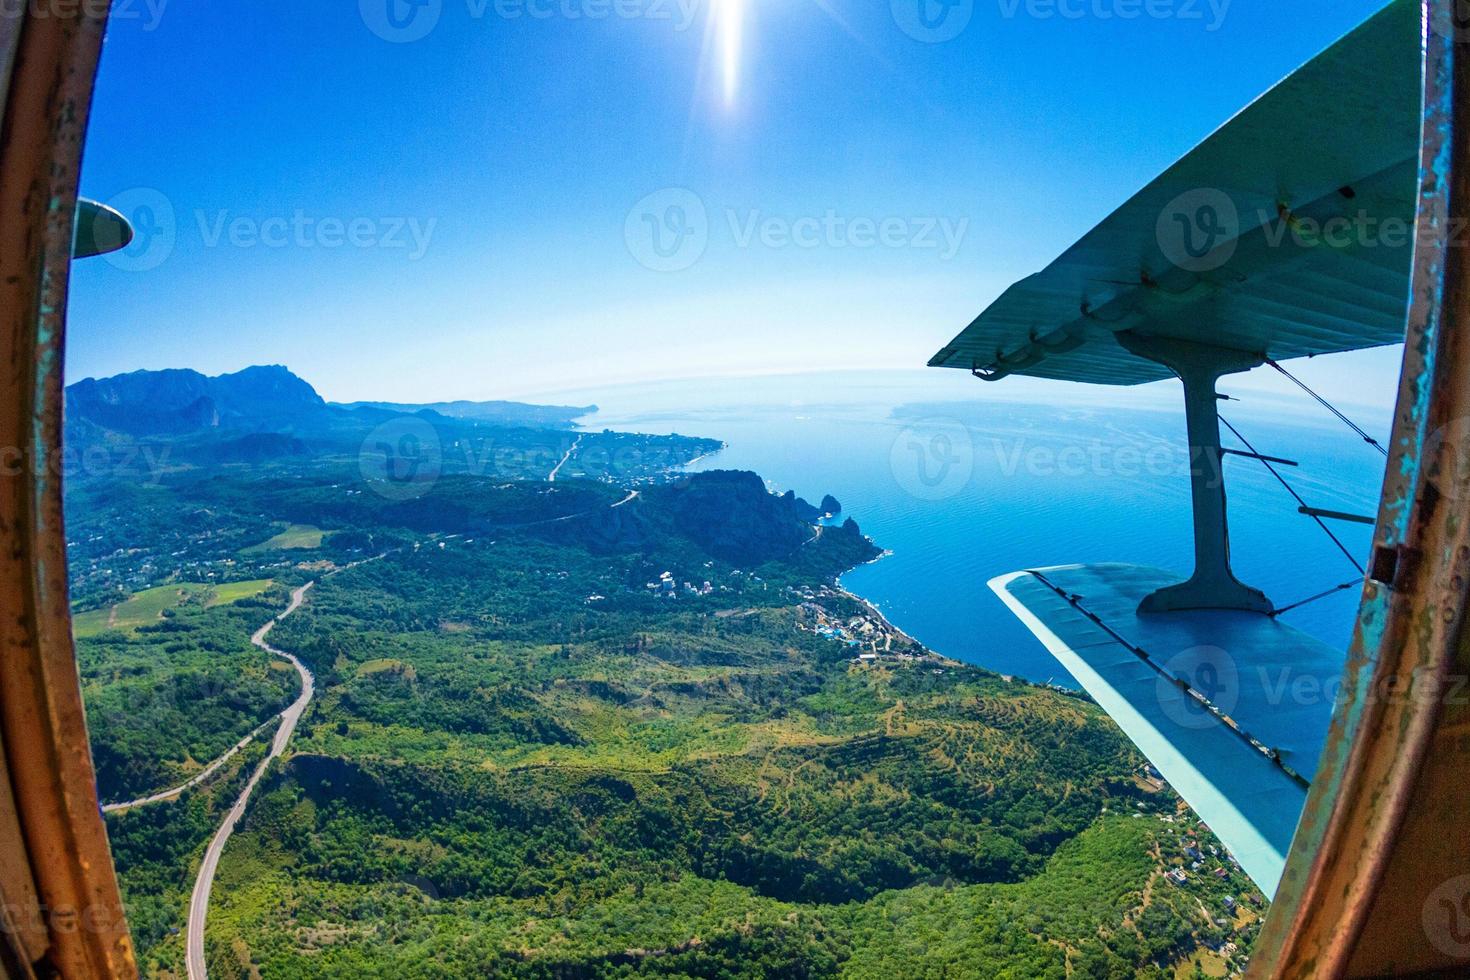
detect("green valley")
(64, 368), (1266, 978)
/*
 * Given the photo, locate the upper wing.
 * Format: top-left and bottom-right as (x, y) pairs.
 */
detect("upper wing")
(930, 0), (1421, 385)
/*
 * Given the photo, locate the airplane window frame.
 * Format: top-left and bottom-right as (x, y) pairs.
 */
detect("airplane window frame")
(0, 3), (1465, 978)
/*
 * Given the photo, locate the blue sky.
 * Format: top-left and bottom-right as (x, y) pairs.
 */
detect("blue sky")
(69, 0), (1401, 407)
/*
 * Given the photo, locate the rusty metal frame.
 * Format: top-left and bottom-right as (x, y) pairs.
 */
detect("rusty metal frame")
(0, 3), (136, 978)
(0, 1), (1463, 979)
(1249, 2), (1470, 976)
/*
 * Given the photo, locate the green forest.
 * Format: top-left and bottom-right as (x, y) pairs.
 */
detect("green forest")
(70, 422), (1265, 978)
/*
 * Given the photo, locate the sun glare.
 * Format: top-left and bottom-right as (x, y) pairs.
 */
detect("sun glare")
(713, 0), (744, 106)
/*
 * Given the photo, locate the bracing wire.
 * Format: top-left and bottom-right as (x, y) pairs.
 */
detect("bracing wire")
(1270, 580), (1361, 618)
(1267, 359), (1390, 458)
(1218, 414), (1366, 577)
(1212, 364), (1383, 616)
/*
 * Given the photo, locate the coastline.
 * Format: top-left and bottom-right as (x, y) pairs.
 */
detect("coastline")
(836, 548), (970, 671)
(679, 443), (727, 472)
(671, 437), (1003, 679)
(838, 587), (933, 655)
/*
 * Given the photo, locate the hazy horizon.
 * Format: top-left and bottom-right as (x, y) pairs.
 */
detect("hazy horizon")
(64, 353), (1408, 420)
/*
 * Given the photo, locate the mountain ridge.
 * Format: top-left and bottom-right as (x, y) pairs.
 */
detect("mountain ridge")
(65, 365), (590, 439)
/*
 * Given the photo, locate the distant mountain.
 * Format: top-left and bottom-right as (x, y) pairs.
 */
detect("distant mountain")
(65, 365), (327, 437)
(337, 399), (593, 428)
(64, 366), (590, 443)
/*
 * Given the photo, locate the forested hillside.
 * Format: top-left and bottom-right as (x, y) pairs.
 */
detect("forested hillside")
(67, 385), (1264, 978)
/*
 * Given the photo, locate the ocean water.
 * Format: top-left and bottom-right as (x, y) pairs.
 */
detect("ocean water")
(564, 371), (1390, 687)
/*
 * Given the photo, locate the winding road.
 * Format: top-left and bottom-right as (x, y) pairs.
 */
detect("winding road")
(102, 719), (274, 814)
(186, 581), (316, 980)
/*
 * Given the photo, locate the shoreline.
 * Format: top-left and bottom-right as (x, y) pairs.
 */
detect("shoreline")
(835, 591), (967, 672)
(679, 443), (727, 472)
(836, 548), (970, 671)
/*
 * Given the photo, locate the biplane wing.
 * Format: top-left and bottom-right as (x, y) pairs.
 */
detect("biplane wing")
(931, 0), (1420, 897)
(992, 566), (1343, 893)
(930, 0), (1420, 387)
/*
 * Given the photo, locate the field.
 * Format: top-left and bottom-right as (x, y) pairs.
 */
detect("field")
(207, 579), (276, 605)
(243, 523), (328, 552)
(73, 579), (274, 638)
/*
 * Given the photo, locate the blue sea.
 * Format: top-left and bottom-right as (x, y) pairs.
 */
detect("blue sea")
(560, 371), (1390, 688)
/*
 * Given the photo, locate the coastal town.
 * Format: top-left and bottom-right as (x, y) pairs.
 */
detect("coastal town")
(1122, 763), (1266, 978)
(789, 583), (951, 669)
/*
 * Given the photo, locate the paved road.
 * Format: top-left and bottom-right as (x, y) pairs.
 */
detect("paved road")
(186, 582), (316, 980)
(547, 434), (584, 482)
(102, 719), (273, 813)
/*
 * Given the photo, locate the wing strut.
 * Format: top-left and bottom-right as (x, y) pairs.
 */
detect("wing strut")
(1115, 332), (1274, 614)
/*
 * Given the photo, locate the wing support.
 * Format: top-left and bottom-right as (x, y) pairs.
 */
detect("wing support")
(1116, 332), (1275, 615)
(1296, 506), (1376, 526)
